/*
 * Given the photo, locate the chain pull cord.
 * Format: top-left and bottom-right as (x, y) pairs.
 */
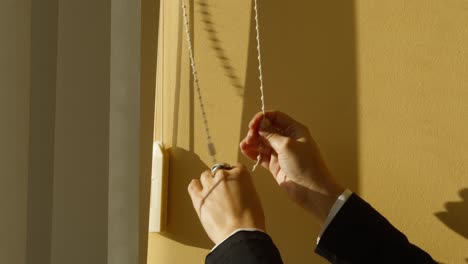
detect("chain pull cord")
(181, 0), (217, 164)
(252, 0), (265, 172)
(180, 0), (266, 169)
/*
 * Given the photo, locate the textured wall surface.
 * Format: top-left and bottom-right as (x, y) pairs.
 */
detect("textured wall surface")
(356, 1), (468, 263)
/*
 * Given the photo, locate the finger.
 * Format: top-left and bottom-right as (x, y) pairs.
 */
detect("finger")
(240, 130), (261, 152)
(240, 129), (258, 146)
(249, 111), (297, 131)
(213, 168), (229, 181)
(188, 178), (202, 195)
(230, 163), (247, 173)
(240, 145), (259, 161)
(240, 138), (259, 158)
(245, 129), (260, 145)
(188, 179), (203, 211)
(200, 170), (213, 188)
(253, 152), (271, 171)
(263, 111), (299, 130)
(230, 163), (252, 180)
(248, 111), (265, 130)
(240, 140), (272, 160)
(263, 112), (311, 142)
(259, 128), (291, 154)
(249, 111), (308, 144)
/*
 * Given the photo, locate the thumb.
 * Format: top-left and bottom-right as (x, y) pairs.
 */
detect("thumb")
(259, 126), (289, 153)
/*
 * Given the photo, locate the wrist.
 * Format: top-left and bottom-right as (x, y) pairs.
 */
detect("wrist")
(213, 216), (265, 243)
(213, 223), (265, 244)
(304, 182), (345, 224)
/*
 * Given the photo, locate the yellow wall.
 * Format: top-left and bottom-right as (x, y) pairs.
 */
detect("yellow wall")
(357, 1), (468, 262)
(149, 0), (468, 263)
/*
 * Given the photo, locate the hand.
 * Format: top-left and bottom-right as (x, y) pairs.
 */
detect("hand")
(240, 111), (345, 223)
(188, 164), (265, 244)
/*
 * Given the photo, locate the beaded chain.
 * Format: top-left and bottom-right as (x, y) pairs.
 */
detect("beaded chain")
(181, 0), (266, 171)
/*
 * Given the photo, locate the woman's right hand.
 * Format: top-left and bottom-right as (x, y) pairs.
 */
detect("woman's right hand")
(240, 111), (345, 223)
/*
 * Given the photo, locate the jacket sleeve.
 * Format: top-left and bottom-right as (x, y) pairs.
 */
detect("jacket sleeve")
(315, 193), (437, 264)
(206, 231), (283, 264)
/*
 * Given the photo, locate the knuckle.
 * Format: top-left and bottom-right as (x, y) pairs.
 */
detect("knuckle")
(187, 181), (195, 194)
(216, 170), (228, 179)
(201, 170), (210, 179)
(188, 179), (197, 189)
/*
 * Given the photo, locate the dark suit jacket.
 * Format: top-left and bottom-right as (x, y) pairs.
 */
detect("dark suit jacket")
(206, 194), (437, 264)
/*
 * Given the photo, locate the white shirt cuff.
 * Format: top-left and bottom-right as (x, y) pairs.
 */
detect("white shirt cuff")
(211, 228), (265, 252)
(316, 189), (353, 244)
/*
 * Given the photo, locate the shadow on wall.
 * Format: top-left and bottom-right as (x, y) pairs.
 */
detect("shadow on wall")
(197, 0), (245, 96)
(237, 1), (358, 263)
(240, 0), (359, 192)
(159, 147), (213, 249)
(435, 188), (468, 241)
